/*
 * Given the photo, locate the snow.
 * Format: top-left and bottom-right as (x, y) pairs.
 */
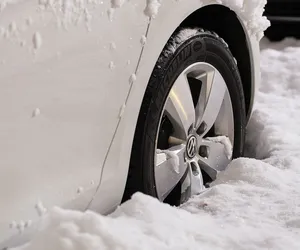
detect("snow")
(129, 73), (137, 84)
(206, 136), (233, 160)
(107, 8), (115, 22)
(35, 202), (47, 217)
(25, 17), (33, 26)
(9, 221), (17, 229)
(20, 40), (26, 47)
(0, 0), (268, 45)
(24, 221), (32, 229)
(218, 0), (270, 39)
(0, 0), (19, 11)
(10, 220), (32, 234)
(31, 108), (41, 118)
(111, 0), (126, 8)
(118, 103), (126, 118)
(32, 32), (42, 50)
(110, 42), (117, 51)
(143, 0), (269, 40)
(144, 0), (161, 18)
(108, 61), (115, 70)
(140, 35), (147, 46)
(76, 187), (84, 195)
(163, 28), (200, 57)
(16, 221), (25, 234)
(156, 149), (180, 174)
(13, 39), (300, 250)
(8, 21), (17, 34)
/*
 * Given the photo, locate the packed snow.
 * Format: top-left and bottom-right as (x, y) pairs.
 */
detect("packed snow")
(12, 38), (300, 250)
(206, 136), (233, 160)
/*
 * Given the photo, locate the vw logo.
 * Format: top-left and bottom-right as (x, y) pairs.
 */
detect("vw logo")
(186, 135), (197, 159)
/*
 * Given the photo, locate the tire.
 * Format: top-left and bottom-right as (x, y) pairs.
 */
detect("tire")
(122, 28), (246, 204)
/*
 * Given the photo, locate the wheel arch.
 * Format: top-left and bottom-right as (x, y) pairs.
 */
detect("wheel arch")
(88, 2), (259, 212)
(122, 4), (255, 202)
(179, 4), (254, 120)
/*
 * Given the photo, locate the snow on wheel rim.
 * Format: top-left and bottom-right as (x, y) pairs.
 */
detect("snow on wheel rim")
(154, 62), (234, 203)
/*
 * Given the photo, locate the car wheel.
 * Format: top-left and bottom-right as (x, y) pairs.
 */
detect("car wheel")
(123, 28), (246, 205)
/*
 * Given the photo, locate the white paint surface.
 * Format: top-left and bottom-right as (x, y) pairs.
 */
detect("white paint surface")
(0, 0), (148, 246)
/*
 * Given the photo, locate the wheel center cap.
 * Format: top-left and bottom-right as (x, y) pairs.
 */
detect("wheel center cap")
(186, 135), (197, 159)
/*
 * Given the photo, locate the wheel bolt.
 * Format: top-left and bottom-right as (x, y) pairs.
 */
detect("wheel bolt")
(197, 122), (207, 135)
(199, 145), (209, 158)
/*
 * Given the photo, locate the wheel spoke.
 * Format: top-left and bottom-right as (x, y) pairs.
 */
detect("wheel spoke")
(178, 160), (205, 204)
(197, 137), (232, 179)
(188, 160), (205, 196)
(214, 91), (235, 144)
(155, 145), (187, 201)
(165, 73), (195, 140)
(195, 69), (226, 134)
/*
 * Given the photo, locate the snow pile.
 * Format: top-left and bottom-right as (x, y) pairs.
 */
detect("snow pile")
(13, 39), (300, 250)
(206, 136), (233, 159)
(216, 0), (270, 39)
(156, 148), (180, 174)
(144, 0), (161, 18)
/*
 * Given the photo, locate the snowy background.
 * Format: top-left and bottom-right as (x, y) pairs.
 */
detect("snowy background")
(14, 38), (300, 250)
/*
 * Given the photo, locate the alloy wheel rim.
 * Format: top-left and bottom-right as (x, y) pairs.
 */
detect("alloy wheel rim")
(154, 62), (235, 204)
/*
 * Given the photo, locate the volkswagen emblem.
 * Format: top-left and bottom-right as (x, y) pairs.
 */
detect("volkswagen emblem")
(186, 135), (197, 159)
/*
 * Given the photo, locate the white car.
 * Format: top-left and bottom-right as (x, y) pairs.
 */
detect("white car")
(0, 0), (262, 248)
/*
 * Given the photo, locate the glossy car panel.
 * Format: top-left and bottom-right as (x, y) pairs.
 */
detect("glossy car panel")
(0, 0), (148, 247)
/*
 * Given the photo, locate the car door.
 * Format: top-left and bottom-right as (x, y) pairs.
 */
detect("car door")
(0, 0), (148, 246)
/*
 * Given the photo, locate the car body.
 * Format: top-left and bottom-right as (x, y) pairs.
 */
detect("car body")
(265, 0), (300, 40)
(0, 0), (261, 248)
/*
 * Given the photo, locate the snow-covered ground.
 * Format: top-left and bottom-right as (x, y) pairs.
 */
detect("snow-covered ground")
(14, 38), (300, 250)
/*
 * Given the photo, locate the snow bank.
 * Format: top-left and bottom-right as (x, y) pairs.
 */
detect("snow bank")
(14, 39), (300, 250)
